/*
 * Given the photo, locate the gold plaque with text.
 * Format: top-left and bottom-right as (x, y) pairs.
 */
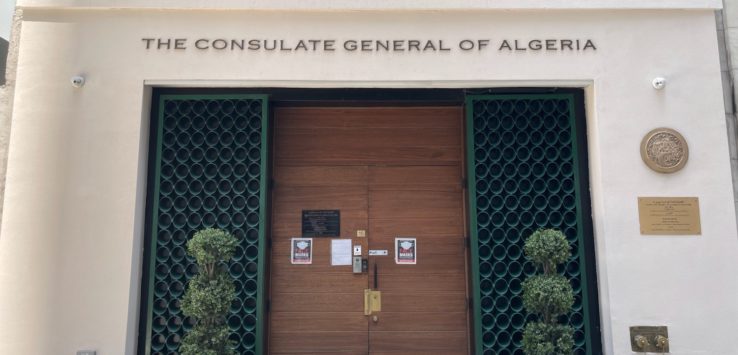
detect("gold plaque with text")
(638, 197), (701, 235)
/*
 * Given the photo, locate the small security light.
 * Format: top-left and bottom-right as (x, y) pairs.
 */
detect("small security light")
(71, 75), (86, 88)
(652, 77), (666, 90)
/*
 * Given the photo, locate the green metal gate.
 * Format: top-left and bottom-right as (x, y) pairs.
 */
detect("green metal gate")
(466, 94), (601, 354)
(139, 94), (269, 355)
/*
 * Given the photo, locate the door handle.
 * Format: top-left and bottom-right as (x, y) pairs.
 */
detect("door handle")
(364, 262), (381, 316)
(374, 263), (378, 289)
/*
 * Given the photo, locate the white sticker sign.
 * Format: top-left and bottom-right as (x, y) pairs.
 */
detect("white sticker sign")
(395, 237), (417, 265)
(290, 238), (313, 265)
(368, 250), (388, 256)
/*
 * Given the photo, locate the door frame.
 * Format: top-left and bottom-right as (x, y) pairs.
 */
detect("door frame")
(138, 87), (602, 355)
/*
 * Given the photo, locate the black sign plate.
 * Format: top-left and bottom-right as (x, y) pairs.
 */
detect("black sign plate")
(302, 210), (340, 237)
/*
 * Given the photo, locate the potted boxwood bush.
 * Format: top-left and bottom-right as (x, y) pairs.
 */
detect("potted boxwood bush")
(179, 228), (238, 355)
(521, 229), (575, 355)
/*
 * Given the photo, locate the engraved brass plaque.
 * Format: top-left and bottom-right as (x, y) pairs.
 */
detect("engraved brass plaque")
(357, 229), (366, 237)
(638, 197), (701, 235)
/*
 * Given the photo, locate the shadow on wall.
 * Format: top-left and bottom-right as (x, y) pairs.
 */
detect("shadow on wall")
(0, 38), (6, 86)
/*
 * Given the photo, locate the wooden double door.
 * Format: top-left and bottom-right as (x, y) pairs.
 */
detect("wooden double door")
(268, 106), (470, 354)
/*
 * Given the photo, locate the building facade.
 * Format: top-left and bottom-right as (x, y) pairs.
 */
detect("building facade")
(1, 1), (738, 355)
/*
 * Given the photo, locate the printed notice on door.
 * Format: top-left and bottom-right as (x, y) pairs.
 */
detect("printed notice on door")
(395, 237), (417, 264)
(638, 197), (701, 235)
(291, 238), (313, 264)
(331, 239), (352, 266)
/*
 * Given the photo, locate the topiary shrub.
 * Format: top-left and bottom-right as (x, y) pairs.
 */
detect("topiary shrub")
(521, 229), (575, 355)
(179, 228), (238, 355)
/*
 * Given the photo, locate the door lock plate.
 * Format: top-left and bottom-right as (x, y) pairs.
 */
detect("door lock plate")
(364, 289), (381, 315)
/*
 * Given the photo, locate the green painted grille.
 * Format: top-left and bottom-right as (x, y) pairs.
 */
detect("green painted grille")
(466, 94), (596, 355)
(143, 94), (268, 355)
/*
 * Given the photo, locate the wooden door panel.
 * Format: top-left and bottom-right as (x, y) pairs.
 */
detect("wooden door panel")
(379, 292), (468, 313)
(274, 107), (461, 129)
(274, 107), (462, 166)
(271, 272), (366, 293)
(371, 312), (469, 331)
(369, 190), (463, 219)
(276, 146), (461, 166)
(274, 166), (369, 187)
(273, 188), (368, 211)
(362, 112), (468, 354)
(373, 256), (465, 274)
(369, 218), (462, 236)
(369, 331), (468, 352)
(271, 292), (363, 313)
(270, 331), (368, 353)
(271, 263), (353, 276)
(270, 123), (370, 354)
(366, 235), (465, 256)
(376, 273), (467, 292)
(369, 165), (463, 191)
(271, 237), (366, 257)
(271, 312), (367, 332)
(365, 133), (469, 353)
(270, 106), (469, 354)
(278, 127), (458, 147)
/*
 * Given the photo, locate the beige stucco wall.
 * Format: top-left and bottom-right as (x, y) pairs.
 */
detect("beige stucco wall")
(0, 5), (736, 355)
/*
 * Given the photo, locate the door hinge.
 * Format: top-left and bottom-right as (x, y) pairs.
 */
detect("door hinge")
(468, 297), (473, 310)
(464, 236), (470, 249)
(268, 177), (275, 190)
(461, 176), (468, 189)
(267, 237), (273, 249)
(266, 300), (271, 312)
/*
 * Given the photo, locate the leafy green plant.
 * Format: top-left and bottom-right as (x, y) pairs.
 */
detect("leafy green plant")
(180, 228), (238, 355)
(521, 229), (575, 355)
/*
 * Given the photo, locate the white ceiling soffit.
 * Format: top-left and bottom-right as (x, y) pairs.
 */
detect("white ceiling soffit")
(16, 0), (723, 10)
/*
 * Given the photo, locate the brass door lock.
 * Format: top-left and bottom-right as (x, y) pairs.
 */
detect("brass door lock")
(363, 289), (381, 315)
(630, 326), (669, 353)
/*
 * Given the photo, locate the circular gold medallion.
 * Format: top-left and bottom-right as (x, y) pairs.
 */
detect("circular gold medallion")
(640, 127), (688, 173)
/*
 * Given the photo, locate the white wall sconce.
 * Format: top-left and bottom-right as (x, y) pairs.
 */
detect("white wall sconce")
(652, 77), (666, 90)
(71, 75), (86, 88)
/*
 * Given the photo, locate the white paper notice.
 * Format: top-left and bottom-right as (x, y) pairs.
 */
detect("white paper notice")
(331, 239), (352, 266)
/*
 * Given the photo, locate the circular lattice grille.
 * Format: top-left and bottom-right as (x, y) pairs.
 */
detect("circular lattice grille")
(470, 97), (590, 355)
(147, 96), (265, 355)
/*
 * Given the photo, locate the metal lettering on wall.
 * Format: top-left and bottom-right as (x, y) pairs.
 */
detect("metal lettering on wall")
(638, 197), (701, 235)
(302, 210), (340, 237)
(141, 37), (597, 53)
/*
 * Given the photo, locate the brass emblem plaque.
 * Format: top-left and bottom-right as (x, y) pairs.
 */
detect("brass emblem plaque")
(640, 127), (688, 173)
(638, 197), (701, 235)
